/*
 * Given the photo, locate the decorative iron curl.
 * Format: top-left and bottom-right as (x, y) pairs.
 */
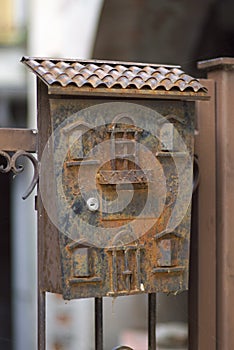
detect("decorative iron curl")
(0, 151), (11, 173)
(0, 150), (39, 199)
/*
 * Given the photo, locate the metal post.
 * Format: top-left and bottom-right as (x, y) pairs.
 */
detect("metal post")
(198, 58), (234, 350)
(38, 290), (46, 350)
(189, 78), (217, 349)
(95, 297), (103, 350)
(148, 293), (156, 350)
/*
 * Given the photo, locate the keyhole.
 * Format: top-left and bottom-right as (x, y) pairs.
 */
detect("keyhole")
(87, 197), (99, 211)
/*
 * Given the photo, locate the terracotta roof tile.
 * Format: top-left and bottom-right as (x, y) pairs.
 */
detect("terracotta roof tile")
(21, 56), (207, 95)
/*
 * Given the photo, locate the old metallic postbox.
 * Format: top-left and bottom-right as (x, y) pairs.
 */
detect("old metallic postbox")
(22, 57), (207, 300)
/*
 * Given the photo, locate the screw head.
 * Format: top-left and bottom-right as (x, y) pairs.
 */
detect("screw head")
(87, 197), (99, 211)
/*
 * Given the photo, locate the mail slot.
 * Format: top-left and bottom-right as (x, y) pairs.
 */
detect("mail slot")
(22, 57), (207, 299)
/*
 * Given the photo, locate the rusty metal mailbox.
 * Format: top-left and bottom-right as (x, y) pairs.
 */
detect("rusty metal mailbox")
(22, 57), (207, 300)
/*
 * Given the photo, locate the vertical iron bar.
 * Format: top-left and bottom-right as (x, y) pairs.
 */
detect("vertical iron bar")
(38, 290), (46, 350)
(95, 297), (103, 350)
(189, 184), (198, 349)
(148, 293), (156, 350)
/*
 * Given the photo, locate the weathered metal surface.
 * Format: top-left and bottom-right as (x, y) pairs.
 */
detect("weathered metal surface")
(36, 80), (62, 295)
(0, 128), (37, 152)
(21, 56), (208, 99)
(157, 238), (178, 267)
(47, 85), (209, 100)
(42, 97), (195, 300)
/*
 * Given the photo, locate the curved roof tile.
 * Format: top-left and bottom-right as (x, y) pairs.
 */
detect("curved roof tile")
(21, 56), (207, 96)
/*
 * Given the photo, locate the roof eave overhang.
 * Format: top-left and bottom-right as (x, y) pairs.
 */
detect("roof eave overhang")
(47, 84), (209, 101)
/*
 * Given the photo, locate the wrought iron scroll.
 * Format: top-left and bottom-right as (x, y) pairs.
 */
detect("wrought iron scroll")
(0, 150), (38, 199)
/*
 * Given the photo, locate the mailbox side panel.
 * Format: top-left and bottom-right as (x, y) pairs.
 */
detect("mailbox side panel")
(37, 79), (62, 294)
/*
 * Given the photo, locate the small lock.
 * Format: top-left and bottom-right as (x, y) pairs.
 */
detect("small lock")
(87, 197), (99, 211)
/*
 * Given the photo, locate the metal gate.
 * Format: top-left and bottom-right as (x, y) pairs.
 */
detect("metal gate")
(0, 57), (233, 350)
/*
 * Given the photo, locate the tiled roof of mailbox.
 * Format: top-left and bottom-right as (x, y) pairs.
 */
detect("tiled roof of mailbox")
(21, 56), (207, 97)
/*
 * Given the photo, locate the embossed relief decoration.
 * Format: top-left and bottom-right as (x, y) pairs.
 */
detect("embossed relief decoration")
(40, 100), (194, 299)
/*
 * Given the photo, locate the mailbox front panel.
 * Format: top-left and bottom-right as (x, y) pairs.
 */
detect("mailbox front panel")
(42, 98), (194, 299)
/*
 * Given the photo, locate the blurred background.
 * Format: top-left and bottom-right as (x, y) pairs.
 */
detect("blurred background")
(0, 0), (234, 349)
